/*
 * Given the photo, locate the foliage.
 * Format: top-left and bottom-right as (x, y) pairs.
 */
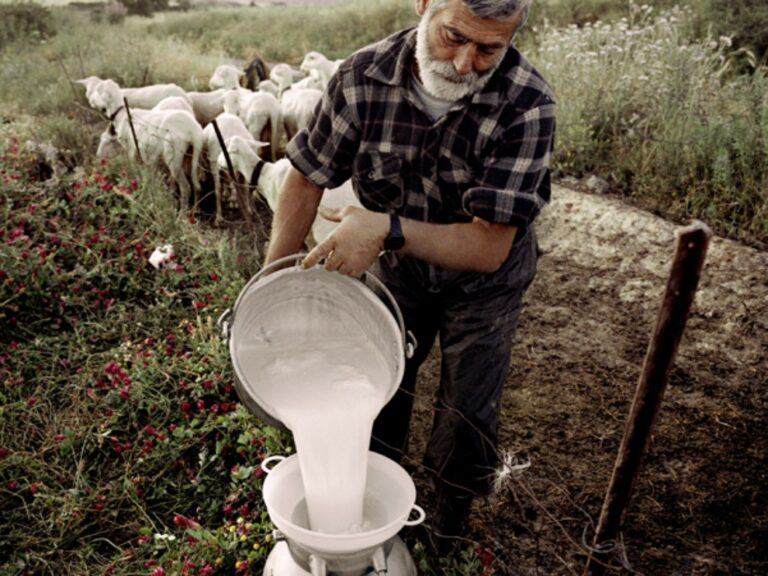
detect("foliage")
(701, 0), (768, 63)
(122, 0), (170, 18)
(0, 2), (56, 50)
(143, 1), (419, 63)
(532, 2), (768, 244)
(0, 127), (290, 575)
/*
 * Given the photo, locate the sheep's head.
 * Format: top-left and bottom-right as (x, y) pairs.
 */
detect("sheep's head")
(257, 79), (279, 97)
(76, 76), (103, 101)
(96, 126), (122, 159)
(90, 79), (123, 118)
(209, 65), (245, 90)
(300, 51), (327, 72)
(217, 135), (269, 183)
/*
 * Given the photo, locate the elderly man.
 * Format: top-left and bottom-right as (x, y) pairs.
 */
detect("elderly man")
(265, 0), (555, 548)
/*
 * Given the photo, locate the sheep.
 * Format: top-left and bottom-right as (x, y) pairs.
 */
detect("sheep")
(243, 55), (271, 90)
(218, 134), (362, 246)
(77, 76), (190, 111)
(269, 63), (306, 96)
(94, 79), (204, 214)
(280, 87), (322, 142)
(221, 89), (283, 162)
(299, 51), (343, 89)
(209, 64), (245, 90)
(185, 89), (228, 126)
(200, 112), (254, 225)
(152, 96), (195, 115)
(292, 68), (324, 91)
(257, 79), (280, 97)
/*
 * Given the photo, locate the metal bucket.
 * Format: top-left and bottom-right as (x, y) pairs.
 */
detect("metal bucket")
(219, 254), (416, 432)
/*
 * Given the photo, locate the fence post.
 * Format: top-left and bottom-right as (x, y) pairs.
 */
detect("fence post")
(583, 221), (712, 576)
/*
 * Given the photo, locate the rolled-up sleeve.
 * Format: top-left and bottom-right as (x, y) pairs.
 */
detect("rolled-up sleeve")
(285, 68), (361, 190)
(463, 97), (556, 227)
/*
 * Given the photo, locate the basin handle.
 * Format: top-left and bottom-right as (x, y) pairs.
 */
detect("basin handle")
(260, 455), (285, 474)
(403, 504), (426, 526)
(308, 554), (328, 576)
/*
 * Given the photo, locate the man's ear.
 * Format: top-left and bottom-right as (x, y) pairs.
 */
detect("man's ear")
(415, 0), (429, 17)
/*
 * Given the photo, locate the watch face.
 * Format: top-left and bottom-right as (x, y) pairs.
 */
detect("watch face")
(384, 234), (405, 251)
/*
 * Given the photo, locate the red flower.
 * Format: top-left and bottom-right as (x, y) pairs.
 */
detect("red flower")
(173, 514), (201, 530)
(54, 434), (65, 444)
(0, 447), (8, 460)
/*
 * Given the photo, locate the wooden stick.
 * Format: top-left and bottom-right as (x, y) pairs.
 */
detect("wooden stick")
(123, 97), (142, 164)
(583, 221), (712, 576)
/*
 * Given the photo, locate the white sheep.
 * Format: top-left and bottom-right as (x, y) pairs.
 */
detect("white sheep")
(269, 63), (306, 95)
(280, 87), (322, 142)
(201, 112), (254, 225)
(257, 79), (280, 97)
(152, 96), (195, 115)
(221, 89), (282, 161)
(209, 64), (245, 90)
(291, 68), (324, 91)
(94, 79), (204, 214)
(77, 76), (190, 111)
(218, 134), (362, 246)
(185, 89), (228, 126)
(299, 51), (343, 89)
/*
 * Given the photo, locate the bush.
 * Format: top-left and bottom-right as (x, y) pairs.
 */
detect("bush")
(0, 2), (56, 50)
(532, 3), (768, 245)
(702, 0), (768, 63)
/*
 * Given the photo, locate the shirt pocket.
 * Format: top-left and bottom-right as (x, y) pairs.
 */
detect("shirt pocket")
(353, 151), (404, 211)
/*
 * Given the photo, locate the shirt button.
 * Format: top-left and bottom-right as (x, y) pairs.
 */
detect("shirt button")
(368, 170), (376, 179)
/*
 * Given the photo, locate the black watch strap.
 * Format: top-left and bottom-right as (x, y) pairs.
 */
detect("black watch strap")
(384, 211), (405, 252)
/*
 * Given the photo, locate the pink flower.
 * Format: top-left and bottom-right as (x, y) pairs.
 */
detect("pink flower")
(173, 514), (200, 530)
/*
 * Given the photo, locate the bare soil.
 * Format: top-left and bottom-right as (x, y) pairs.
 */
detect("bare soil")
(401, 183), (768, 575)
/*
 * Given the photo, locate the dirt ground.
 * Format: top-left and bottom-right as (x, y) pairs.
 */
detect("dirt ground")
(401, 183), (768, 575)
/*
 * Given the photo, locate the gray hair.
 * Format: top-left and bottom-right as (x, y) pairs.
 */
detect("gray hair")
(427, 0), (531, 23)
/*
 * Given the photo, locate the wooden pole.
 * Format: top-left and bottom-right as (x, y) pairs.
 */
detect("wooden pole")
(583, 221), (712, 576)
(123, 97), (142, 164)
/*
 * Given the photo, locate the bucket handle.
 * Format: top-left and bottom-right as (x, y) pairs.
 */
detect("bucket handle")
(226, 253), (417, 359)
(403, 504), (426, 526)
(260, 455), (286, 474)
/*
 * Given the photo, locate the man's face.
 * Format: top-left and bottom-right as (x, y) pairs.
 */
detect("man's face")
(415, 0), (520, 101)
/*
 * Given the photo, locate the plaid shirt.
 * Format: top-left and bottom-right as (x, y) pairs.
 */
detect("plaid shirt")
(286, 27), (556, 229)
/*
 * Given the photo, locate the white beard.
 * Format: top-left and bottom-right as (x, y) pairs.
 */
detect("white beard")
(414, 14), (501, 101)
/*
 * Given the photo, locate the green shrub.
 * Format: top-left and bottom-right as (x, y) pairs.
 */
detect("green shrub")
(0, 2), (56, 50)
(702, 0), (768, 63)
(532, 3), (768, 245)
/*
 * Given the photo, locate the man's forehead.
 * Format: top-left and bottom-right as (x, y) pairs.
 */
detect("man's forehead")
(431, 0), (521, 44)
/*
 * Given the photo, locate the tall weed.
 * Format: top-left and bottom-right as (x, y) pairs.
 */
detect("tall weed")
(533, 2), (768, 243)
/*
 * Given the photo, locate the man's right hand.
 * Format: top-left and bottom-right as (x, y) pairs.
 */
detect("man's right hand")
(302, 206), (389, 278)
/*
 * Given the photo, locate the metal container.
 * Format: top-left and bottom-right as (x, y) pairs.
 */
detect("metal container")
(219, 254), (415, 432)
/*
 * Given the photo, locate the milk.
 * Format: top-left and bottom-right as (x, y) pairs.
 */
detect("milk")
(237, 337), (390, 534)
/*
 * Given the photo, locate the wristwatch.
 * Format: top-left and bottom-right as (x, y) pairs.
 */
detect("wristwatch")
(384, 211), (405, 252)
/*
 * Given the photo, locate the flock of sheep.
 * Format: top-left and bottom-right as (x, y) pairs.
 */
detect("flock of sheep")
(77, 52), (360, 245)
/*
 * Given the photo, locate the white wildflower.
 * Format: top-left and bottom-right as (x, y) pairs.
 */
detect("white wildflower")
(492, 450), (531, 493)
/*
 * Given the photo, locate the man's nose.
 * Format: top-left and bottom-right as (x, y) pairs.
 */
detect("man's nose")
(452, 44), (476, 76)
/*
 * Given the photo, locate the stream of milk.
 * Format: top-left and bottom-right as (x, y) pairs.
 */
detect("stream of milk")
(237, 337), (391, 534)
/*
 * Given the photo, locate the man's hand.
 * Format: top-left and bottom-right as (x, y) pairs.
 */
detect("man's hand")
(302, 205), (389, 277)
